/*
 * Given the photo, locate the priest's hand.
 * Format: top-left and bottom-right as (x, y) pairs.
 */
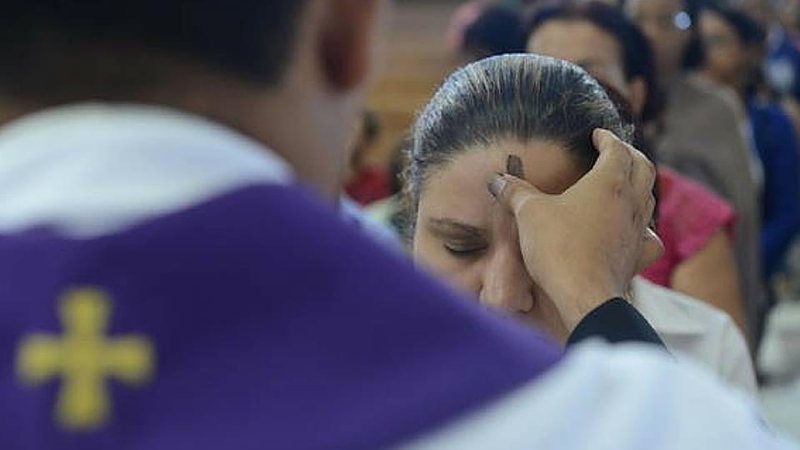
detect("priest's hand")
(488, 129), (663, 333)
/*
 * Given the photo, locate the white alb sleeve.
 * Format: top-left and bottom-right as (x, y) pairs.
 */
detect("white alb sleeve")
(396, 341), (797, 450)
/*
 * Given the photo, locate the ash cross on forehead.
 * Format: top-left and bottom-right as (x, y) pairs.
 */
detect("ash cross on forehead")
(16, 289), (155, 431)
(507, 154), (525, 179)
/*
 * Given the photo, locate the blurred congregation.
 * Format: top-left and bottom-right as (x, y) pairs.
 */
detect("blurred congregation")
(4, 0), (800, 447)
(350, 0), (800, 422)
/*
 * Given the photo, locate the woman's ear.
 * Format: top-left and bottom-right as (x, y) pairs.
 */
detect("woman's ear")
(318, 0), (381, 91)
(629, 77), (648, 117)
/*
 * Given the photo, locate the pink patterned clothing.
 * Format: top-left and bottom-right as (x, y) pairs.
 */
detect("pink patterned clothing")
(642, 167), (737, 286)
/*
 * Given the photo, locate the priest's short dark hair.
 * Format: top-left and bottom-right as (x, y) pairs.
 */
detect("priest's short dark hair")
(0, 1), (309, 105)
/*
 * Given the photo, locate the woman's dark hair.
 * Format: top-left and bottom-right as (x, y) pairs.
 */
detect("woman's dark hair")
(702, 4), (767, 47)
(701, 4), (769, 96)
(525, 1), (664, 122)
(618, 0), (706, 69)
(406, 54), (633, 213)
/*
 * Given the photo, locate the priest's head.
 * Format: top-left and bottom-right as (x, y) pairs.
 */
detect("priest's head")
(0, 1), (389, 197)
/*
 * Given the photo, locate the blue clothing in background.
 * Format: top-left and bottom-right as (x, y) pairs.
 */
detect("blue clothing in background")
(748, 99), (800, 278)
(766, 29), (800, 100)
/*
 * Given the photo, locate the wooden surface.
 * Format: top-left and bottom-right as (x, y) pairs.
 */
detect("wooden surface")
(366, 0), (462, 167)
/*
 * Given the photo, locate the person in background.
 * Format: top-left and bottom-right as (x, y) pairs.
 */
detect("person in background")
(741, 0), (800, 100)
(447, 0), (494, 56)
(625, 0), (767, 348)
(699, 5), (800, 283)
(461, 4), (527, 61)
(409, 53), (756, 394)
(448, 0), (556, 63)
(732, 0), (800, 154)
(526, 1), (750, 342)
(342, 111), (402, 251)
(344, 111), (392, 206)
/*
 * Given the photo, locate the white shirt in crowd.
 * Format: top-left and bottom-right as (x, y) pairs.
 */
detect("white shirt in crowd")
(633, 276), (757, 395)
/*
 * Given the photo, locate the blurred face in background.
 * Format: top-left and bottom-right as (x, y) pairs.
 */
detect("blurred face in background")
(699, 10), (750, 90)
(528, 19), (648, 118)
(528, 20), (628, 95)
(626, 0), (691, 81)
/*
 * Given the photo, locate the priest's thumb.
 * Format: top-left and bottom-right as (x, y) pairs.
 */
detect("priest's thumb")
(488, 173), (547, 214)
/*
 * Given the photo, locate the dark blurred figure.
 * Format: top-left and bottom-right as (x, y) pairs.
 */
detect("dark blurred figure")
(699, 5), (800, 284)
(448, 0), (558, 62)
(738, 0), (800, 100)
(736, 0), (800, 153)
(462, 4), (527, 60)
(625, 0), (767, 342)
(462, 6), (525, 60)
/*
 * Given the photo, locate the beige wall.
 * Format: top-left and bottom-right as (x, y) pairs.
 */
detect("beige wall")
(366, 1), (462, 168)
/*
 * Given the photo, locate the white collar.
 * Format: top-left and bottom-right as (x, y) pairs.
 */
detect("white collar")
(631, 277), (708, 336)
(0, 103), (293, 237)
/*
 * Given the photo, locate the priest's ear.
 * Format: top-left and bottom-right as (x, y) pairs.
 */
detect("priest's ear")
(318, 0), (385, 92)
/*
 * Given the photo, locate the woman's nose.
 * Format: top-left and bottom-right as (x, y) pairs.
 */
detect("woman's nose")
(478, 250), (534, 313)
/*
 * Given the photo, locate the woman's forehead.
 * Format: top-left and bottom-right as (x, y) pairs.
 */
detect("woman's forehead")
(418, 140), (585, 217)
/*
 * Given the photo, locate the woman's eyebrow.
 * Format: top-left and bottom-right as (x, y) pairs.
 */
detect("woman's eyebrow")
(427, 218), (486, 239)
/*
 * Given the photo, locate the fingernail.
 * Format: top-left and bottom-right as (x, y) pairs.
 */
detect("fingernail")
(488, 173), (507, 199)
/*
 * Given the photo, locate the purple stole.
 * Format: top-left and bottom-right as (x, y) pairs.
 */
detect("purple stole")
(1, 183), (562, 449)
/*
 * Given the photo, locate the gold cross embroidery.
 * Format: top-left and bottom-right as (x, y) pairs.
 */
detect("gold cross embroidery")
(16, 288), (155, 431)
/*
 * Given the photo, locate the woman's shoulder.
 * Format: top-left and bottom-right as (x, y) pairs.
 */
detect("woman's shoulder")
(632, 277), (730, 337)
(672, 74), (745, 119)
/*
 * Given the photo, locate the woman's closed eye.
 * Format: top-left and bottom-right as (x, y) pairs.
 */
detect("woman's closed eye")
(444, 241), (488, 257)
(426, 217), (489, 258)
